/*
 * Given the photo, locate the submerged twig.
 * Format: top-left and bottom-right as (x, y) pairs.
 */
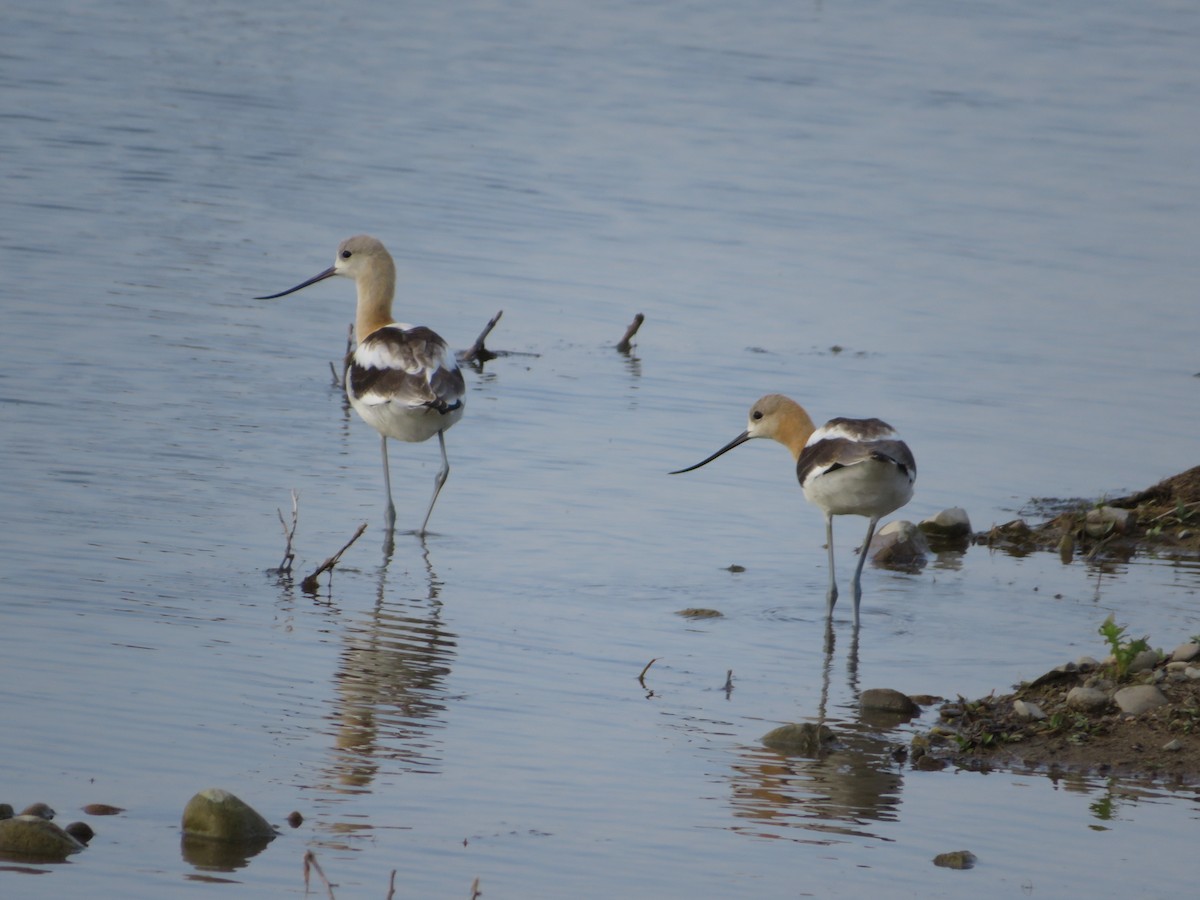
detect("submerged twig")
(458, 309), (504, 365)
(301, 522), (368, 593)
(616, 313), (644, 353)
(386, 870), (397, 900)
(303, 850), (337, 899)
(329, 323), (354, 387)
(275, 490), (299, 574)
(469, 877), (482, 899)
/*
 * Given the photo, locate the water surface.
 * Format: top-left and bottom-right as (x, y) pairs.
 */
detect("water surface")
(2, 0), (1198, 896)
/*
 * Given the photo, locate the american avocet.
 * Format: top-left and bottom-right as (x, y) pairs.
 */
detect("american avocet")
(257, 235), (465, 535)
(671, 394), (916, 623)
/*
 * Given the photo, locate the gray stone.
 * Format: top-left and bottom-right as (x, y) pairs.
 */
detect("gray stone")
(1163, 739), (1184, 752)
(870, 520), (929, 566)
(1113, 684), (1168, 715)
(181, 788), (276, 843)
(1066, 686), (1110, 712)
(0, 816), (85, 861)
(860, 688), (920, 714)
(1127, 648), (1161, 673)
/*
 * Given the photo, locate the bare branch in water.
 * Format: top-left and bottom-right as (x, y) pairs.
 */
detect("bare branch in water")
(303, 850), (337, 899)
(275, 490), (299, 574)
(637, 657), (659, 687)
(616, 313), (645, 353)
(301, 522), (368, 593)
(469, 876), (482, 899)
(458, 309), (504, 364)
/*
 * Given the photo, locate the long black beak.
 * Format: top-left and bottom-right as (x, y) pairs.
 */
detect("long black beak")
(254, 265), (337, 300)
(669, 431), (752, 474)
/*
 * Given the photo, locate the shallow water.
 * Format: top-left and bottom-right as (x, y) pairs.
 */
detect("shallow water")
(2, 0), (1199, 896)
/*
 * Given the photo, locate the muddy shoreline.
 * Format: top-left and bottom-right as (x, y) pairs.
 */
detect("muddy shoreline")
(915, 466), (1200, 784)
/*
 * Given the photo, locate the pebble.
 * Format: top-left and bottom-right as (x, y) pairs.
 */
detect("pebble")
(82, 804), (124, 816)
(1066, 686), (1110, 712)
(1127, 648), (1161, 674)
(1113, 684), (1168, 715)
(933, 850), (977, 869)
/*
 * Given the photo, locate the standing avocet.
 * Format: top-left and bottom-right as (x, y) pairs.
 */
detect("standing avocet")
(671, 394), (916, 624)
(257, 235), (465, 536)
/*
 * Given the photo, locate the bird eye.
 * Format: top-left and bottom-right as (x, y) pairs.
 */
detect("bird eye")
(341, 250), (352, 259)
(752, 411), (763, 420)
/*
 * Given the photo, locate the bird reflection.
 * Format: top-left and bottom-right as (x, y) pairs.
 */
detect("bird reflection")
(320, 535), (456, 793)
(725, 621), (914, 842)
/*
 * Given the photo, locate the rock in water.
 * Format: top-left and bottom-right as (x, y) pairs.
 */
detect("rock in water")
(933, 849), (977, 869)
(870, 520), (929, 567)
(0, 815), (86, 861)
(181, 788), (276, 842)
(860, 688), (920, 714)
(761, 722), (836, 756)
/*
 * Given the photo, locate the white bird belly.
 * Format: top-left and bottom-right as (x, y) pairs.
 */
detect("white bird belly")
(802, 459), (913, 517)
(349, 393), (464, 443)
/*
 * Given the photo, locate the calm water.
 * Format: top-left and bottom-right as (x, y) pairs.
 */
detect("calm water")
(2, 0), (1199, 896)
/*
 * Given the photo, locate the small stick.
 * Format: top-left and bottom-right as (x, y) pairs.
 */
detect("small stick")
(301, 522), (368, 593)
(616, 313), (644, 353)
(469, 877), (482, 899)
(303, 850), (336, 899)
(386, 870), (397, 900)
(459, 310), (504, 364)
(275, 490), (299, 574)
(637, 657), (659, 686)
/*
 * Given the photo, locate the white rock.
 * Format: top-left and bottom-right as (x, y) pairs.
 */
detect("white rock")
(1170, 642), (1200, 663)
(919, 507), (972, 538)
(1084, 506), (1135, 538)
(1013, 700), (1046, 721)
